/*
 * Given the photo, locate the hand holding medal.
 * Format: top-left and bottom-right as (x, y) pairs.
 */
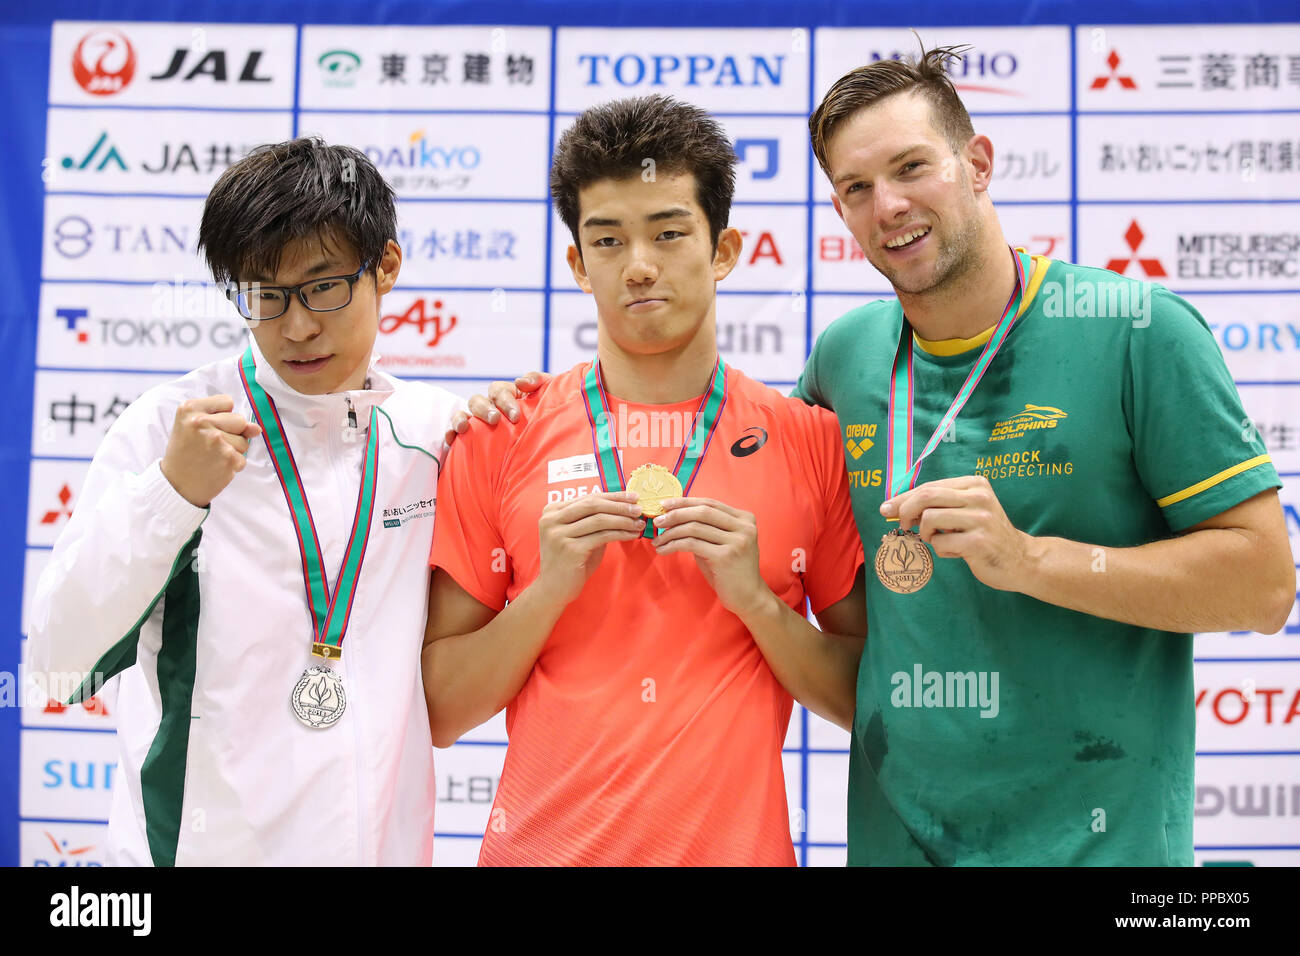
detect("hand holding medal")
(880, 475), (1034, 594)
(650, 496), (767, 616)
(875, 247), (1029, 595)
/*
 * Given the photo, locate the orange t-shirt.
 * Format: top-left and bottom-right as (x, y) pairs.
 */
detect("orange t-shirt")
(430, 362), (864, 866)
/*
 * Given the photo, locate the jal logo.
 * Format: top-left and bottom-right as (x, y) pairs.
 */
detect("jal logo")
(150, 48), (272, 83)
(1090, 50), (1137, 91)
(730, 426), (768, 457)
(43, 759), (116, 791)
(319, 49), (361, 87)
(379, 298), (458, 347)
(72, 29), (137, 96)
(35, 832), (102, 867)
(869, 48), (1021, 96)
(577, 53), (785, 88)
(1106, 220), (1167, 278)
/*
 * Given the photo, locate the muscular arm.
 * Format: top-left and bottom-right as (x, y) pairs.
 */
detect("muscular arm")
(420, 569), (569, 748)
(422, 491), (645, 747)
(734, 567), (867, 731)
(1015, 490), (1295, 635)
(889, 480), (1295, 635)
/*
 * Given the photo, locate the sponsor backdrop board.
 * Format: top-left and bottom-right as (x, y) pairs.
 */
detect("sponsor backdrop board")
(1, 2), (1296, 868)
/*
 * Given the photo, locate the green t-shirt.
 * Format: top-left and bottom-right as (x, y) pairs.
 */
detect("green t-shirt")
(793, 255), (1281, 866)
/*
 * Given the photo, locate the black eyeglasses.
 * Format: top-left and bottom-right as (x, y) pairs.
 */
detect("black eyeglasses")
(225, 261), (371, 321)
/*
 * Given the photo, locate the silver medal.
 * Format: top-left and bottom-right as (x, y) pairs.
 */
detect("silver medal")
(290, 664), (346, 729)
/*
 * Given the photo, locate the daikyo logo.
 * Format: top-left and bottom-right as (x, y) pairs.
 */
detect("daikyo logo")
(364, 132), (481, 171)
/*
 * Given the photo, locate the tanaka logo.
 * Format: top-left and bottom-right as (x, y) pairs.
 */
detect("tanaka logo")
(1090, 50), (1137, 90)
(988, 404), (1067, 442)
(1107, 221), (1168, 278)
(72, 29), (136, 95)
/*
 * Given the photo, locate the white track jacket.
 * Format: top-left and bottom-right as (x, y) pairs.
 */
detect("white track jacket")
(27, 341), (463, 865)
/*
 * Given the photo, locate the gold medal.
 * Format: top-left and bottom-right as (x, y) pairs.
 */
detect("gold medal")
(626, 463), (683, 518)
(874, 529), (933, 594)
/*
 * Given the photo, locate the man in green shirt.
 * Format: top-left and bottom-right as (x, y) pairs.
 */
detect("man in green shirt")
(469, 57), (1294, 864)
(791, 44), (1295, 864)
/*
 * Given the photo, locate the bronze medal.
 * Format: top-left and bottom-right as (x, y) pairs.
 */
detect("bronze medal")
(874, 529), (933, 594)
(626, 463), (683, 518)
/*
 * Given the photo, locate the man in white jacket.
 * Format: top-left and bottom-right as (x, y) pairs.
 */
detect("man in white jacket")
(27, 138), (466, 866)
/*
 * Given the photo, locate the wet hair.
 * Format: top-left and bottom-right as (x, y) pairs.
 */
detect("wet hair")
(199, 136), (396, 284)
(810, 43), (976, 177)
(550, 94), (737, 250)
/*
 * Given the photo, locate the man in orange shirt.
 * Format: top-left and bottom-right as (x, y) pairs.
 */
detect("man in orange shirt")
(423, 95), (867, 866)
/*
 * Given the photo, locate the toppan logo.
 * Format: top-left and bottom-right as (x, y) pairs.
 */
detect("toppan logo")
(319, 49), (361, 86)
(578, 52), (784, 87)
(72, 29), (136, 95)
(150, 47), (272, 83)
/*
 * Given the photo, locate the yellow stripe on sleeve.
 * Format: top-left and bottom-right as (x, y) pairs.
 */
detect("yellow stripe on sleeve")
(1155, 454), (1274, 508)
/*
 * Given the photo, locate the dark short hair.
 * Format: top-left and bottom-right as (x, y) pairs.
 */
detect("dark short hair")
(810, 44), (976, 178)
(550, 95), (737, 250)
(199, 137), (397, 285)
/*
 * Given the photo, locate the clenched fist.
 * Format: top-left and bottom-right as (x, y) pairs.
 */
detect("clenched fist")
(160, 395), (262, 508)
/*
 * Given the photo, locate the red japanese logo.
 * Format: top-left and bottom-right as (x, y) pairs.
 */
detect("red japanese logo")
(1106, 221), (1167, 278)
(72, 29), (136, 96)
(1090, 50), (1137, 91)
(40, 485), (75, 525)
